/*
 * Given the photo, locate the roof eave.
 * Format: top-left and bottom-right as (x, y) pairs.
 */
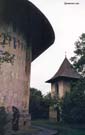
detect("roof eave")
(0, 0), (55, 61)
(46, 75), (81, 83)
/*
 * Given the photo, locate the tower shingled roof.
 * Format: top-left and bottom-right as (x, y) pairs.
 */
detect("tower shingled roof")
(46, 57), (81, 83)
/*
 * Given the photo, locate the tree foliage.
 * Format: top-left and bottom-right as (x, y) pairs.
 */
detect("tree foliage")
(61, 78), (85, 124)
(29, 88), (49, 120)
(61, 33), (85, 124)
(70, 33), (85, 76)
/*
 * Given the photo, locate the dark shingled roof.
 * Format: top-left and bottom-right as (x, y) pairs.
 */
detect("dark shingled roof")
(0, 0), (55, 61)
(46, 57), (81, 83)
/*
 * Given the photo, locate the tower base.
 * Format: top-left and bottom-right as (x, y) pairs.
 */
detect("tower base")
(19, 112), (31, 130)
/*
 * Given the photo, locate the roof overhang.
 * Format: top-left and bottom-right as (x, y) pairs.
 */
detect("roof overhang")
(46, 76), (81, 83)
(0, 0), (55, 61)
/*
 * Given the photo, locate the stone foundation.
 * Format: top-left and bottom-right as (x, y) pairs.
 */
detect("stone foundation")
(19, 112), (31, 130)
(49, 106), (61, 122)
(5, 112), (31, 134)
(49, 107), (57, 121)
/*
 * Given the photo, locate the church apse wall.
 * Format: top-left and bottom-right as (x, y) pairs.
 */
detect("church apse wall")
(0, 24), (31, 113)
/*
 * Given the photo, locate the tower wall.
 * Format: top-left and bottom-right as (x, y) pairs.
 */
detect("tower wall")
(0, 24), (31, 114)
(51, 83), (57, 98)
(51, 80), (71, 99)
(58, 80), (70, 98)
(58, 80), (64, 98)
(50, 80), (71, 122)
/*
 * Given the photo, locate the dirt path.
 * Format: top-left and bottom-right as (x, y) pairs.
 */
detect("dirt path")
(32, 126), (57, 135)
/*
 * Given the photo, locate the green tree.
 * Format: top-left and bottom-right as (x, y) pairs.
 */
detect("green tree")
(61, 78), (85, 124)
(61, 33), (85, 124)
(29, 88), (49, 119)
(70, 33), (85, 76)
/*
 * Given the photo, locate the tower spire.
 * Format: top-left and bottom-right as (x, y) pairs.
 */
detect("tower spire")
(65, 51), (67, 58)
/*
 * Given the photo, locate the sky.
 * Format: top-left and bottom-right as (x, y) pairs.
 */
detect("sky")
(30, 0), (85, 95)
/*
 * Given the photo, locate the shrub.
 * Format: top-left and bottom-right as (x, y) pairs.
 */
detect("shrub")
(61, 79), (85, 124)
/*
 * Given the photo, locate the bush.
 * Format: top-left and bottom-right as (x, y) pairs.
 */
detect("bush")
(29, 88), (49, 119)
(61, 79), (85, 124)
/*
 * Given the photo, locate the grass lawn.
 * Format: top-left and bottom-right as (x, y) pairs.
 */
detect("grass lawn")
(32, 119), (85, 135)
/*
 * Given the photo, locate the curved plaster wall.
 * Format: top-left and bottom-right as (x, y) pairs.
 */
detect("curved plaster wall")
(0, 25), (31, 112)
